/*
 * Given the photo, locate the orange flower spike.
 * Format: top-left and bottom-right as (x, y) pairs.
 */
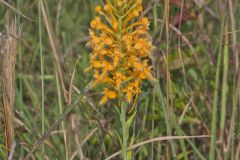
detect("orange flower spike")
(87, 0), (154, 106)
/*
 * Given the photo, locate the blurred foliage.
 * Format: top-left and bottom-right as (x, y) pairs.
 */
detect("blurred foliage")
(0, 0), (240, 160)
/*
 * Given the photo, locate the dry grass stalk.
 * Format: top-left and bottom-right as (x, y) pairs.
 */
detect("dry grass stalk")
(0, 22), (20, 154)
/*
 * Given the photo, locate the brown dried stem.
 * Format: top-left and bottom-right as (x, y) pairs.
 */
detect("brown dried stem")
(0, 22), (20, 155)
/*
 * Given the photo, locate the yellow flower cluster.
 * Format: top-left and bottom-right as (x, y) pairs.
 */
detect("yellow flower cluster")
(86, 0), (154, 106)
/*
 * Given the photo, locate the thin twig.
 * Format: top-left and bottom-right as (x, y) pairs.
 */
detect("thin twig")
(105, 135), (211, 160)
(0, 0), (33, 21)
(40, 0), (68, 102)
(23, 100), (79, 160)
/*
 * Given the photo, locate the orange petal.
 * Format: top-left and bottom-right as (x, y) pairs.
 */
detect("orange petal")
(93, 61), (102, 68)
(99, 96), (108, 105)
(141, 17), (149, 26)
(113, 22), (118, 30)
(95, 5), (102, 13)
(134, 42), (142, 50)
(133, 11), (139, 17)
(126, 92), (133, 102)
(104, 37), (113, 45)
(106, 90), (117, 99)
(104, 5), (110, 11)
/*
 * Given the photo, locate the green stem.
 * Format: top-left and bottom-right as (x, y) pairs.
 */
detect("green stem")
(220, 26), (229, 142)
(209, 23), (225, 160)
(121, 102), (127, 160)
(118, 6), (127, 160)
(39, 0), (45, 158)
(151, 85), (155, 160)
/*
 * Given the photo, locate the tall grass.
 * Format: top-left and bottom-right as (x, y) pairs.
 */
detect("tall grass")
(0, 0), (240, 159)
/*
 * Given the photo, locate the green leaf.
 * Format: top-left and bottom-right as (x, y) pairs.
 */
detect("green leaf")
(113, 104), (120, 115)
(114, 129), (122, 146)
(126, 111), (136, 134)
(127, 135), (135, 160)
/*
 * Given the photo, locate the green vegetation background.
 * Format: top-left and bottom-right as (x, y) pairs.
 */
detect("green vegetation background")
(0, 0), (240, 159)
